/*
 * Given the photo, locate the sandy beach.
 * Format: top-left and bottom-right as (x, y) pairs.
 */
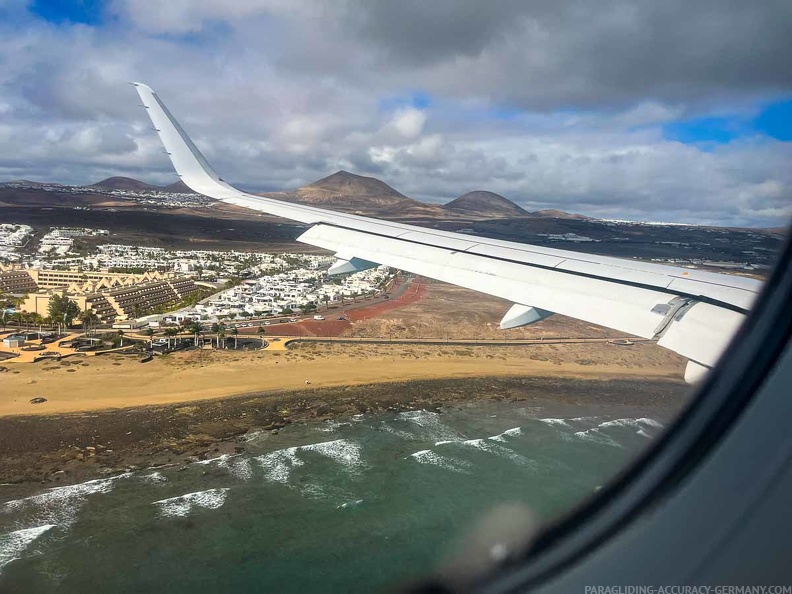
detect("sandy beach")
(0, 341), (685, 417)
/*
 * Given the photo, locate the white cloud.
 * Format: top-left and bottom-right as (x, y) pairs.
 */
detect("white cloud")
(0, 1), (788, 227)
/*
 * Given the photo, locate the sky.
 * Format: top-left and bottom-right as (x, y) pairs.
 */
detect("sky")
(0, 0), (790, 227)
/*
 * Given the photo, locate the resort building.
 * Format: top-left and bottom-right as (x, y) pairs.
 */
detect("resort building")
(20, 273), (202, 323)
(26, 268), (175, 291)
(0, 269), (39, 294)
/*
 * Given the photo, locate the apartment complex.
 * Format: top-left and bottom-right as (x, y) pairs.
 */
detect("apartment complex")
(0, 269), (39, 294)
(26, 268), (174, 292)
(103, 277), (201, 319)
(16, 268), (203, 322)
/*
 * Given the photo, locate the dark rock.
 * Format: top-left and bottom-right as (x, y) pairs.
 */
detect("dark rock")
(30, 397), (47, 404)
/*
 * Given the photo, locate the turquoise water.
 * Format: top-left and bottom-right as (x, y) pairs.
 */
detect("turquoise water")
(0, 400), (670, 593)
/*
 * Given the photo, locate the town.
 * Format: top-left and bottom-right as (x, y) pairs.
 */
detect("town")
(0, 222), (393, 359)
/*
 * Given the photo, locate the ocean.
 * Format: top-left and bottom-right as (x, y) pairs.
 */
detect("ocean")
(0, 400), (671, 593)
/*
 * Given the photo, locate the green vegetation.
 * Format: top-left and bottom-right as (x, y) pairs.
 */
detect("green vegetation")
(48, 292), (80, 326)
(78, 309), (100, 336)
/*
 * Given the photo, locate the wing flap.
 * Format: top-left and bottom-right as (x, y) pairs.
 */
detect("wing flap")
(299, 224), (680, 341)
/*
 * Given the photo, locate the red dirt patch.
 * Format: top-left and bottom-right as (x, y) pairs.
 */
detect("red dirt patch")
(237, 276), (429, 338)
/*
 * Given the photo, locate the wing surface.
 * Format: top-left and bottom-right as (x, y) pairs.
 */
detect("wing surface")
(132, 82), (762, 382)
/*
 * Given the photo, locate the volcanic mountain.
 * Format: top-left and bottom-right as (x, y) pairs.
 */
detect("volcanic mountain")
(529, 209), (591, 220)
(444, 190), (528, 218)
(264, 170), (445, 217)
(92, 176), (164, 192)
(162, 180), (197, 193)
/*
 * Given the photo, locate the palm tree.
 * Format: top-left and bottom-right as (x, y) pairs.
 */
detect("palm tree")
(10, 295), (25, 310)
(231, 327), (238, 349)
(164, 327), (178, 348)
(257, 326), (266, 348)
(186, 321), (203, 347)
(143, 327), (154, 346)
(10, 311), (24, 328)
(78, 309), (99, 337)
(217, 327), (226, 349)
(210, 322), (221, 348)
(29, 313), (44, 332)
(117, 330), (125, 347)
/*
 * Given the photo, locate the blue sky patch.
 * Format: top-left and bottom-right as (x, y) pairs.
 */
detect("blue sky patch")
(29, 0), (106, 26)
(662, 116), (743, 144)
(663, 97), (792, 145)
(379, 91), (432, 112)
(754, 98), (792, 141)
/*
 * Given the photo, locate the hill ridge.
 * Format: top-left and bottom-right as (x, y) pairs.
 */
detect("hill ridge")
(444, 190), (528, 217)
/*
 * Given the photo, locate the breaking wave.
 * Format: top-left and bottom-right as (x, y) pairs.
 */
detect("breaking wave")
(2, 474), (130, 527)
(409, 450), (471, 473)
(255, 439), (362, 485)
(141, 471), (168, 485)
(0, 524), (56, 574)
(256, 447), (303, 484)
(488, 427), (523, 442)
(597, 418), (664, 430)
(573, 428), (623, 447)
(153, 488), (230, 518)
(439, 437), (535, 467)
(385, 410), (463, 442)
(539, 418), (571, 427)
(195, 454), (253, 481)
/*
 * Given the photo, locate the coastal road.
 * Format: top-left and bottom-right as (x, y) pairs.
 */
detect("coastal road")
(264, 335), (649, 351)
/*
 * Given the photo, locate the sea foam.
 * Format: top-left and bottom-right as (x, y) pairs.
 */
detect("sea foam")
(573, 429), (623, 448)
(538, 418), (571, 428)
(392, 410), (462, 441)
(409, 450), (470, 473)
(449, 437), (534, 467)
(337, 499), (364, 510)
(195, 454), (253, 480)
(301, 439), (362, 468)
(597, 418), (664, 430)
(256, 447), (303, 484)
(141, 471), (168, 485)
(2, 474), (130, 527)
(0, 524), (56, 574)
(153, 488), (230, 518)
(255, 439), (362, 485)
(488, 427), (523, 442)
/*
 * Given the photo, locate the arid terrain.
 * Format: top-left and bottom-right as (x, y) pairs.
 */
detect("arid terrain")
(342, 278), (624, 340)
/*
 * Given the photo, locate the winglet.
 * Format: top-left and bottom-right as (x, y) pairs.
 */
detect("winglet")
(132, 82), (236, 199)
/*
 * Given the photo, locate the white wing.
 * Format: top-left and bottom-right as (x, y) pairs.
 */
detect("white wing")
(132, 82), (761, 383)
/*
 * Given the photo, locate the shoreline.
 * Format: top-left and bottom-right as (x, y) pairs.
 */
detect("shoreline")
(0, 341), (685, 417)
(0, 375), (690, 488)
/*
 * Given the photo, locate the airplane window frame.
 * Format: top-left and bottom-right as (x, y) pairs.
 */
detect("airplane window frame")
(465, 231), (792, 592)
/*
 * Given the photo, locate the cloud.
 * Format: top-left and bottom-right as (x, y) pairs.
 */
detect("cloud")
(0, 0), (788, 227)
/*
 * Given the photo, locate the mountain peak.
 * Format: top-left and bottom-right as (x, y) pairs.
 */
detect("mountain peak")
(529, 208), (591, 220)
(91, 176), (162, 192)
(444, 190), (528, 217)
(305, 170), (407, 199)
(162, 180), (197, 193)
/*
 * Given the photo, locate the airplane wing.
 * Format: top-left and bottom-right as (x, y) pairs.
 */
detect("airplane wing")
(132, 82), (762, 383)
